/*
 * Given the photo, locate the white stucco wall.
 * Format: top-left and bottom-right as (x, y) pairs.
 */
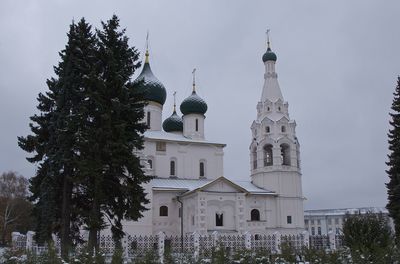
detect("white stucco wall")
(143, 140), (224, 180)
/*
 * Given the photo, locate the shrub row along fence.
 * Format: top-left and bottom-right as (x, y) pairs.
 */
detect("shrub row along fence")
(12, 231), (344, 261)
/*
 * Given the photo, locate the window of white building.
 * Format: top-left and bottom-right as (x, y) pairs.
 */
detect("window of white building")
(287, 215), (292, 224)
(199, 161), (205, 178)
(170, 160), (176, 177)
(156, 141), (166, 152)
(216, 213), (223, 226)
(147, 111), (151, 128)
(160, 206), (168, 217)
(263, 144), (273, 166)
(280, 144), (291, 166)
(318, 227), (321, 235)
(250, 209), (260, 221)
(252, 148), (257, 169)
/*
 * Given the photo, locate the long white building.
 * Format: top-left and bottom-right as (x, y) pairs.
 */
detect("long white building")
(120, 40), (305, 236)
(304, 207), (393, 236)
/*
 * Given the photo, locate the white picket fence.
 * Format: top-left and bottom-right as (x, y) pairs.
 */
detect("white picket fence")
(12, 230), (343, 261)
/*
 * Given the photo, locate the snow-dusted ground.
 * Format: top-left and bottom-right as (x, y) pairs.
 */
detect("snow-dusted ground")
(0, 247), (6, 262)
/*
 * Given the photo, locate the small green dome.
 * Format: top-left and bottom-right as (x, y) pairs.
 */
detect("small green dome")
(163, 110), (183, 132)
(133, 62), (167, 105)
(180, 91), (208, 115)
(262, 47), (277, 62)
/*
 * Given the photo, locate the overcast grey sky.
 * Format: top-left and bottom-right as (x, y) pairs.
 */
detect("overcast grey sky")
(1, 0), (399, 210)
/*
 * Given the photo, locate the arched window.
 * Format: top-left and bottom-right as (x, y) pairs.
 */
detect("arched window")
(263, 144), (273, 166)
(147, 111), (151, 127)
(265, 126), (270, 133)
(252, 148), (257, 169)
(200, 161), (205, 177)
(147, 159), (153, 169)
(251, 209), (260, 221)
(281, 126), (286, 133)
(280, 144), (291, 166)
(160, 206), (168, 216)
(216, 213), (223, 226)
(195, 119), (199, 131)
(170, 160), (176, 176)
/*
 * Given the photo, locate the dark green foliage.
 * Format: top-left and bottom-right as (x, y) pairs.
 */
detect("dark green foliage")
(73, 246), (106, 264)
(210, 245), (229, 264)
(79, 15), (148, 249)
(231, 249), (255, 264)
(2, 243), (63, 264)
(134, 250), (159, 264)
(279, 241), (296, 263)
(18, 18), (98, 259)
(111, 247), (124, 264)
(302, 247), (351, 264)
(343, 212), (395, 263)
(163, 247), (174, 264)
(18, 14), (148, 256)
(387, 76), (400, 243)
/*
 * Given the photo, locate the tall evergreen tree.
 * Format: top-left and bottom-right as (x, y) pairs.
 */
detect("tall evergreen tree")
(80, 15), (149, 250)
(386, 76), (400, 242)
(19, 14), (148, 255)
(18, 18), (98, 259)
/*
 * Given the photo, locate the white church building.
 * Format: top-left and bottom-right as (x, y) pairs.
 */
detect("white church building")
(121, 40), (305, 236)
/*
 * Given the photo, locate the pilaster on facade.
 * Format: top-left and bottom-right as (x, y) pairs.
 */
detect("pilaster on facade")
(236, 194), (246, 234)
(197, 194), (207, 235)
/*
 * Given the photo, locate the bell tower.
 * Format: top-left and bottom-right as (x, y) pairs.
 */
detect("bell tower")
(250, 33), (304, 230)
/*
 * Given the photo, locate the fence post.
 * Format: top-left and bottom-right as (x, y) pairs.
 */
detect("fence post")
(273, 231), (281, 254)
(157, 231), (165, 263)
(193, 232), (200, 261)
(244, 231), (251, 250)
(328, 230), (336, 251)
(122, 235), (129, 261)
(301, 230), (310, 249)
(26, 231), (35, 251)
(11, 232), (21, 248)
(212, 231), (219, 250)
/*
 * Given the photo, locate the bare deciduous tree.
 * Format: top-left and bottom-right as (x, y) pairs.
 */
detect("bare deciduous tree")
(0, 171), (31, 245)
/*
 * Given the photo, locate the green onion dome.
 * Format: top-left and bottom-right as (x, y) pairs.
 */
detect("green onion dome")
(262, 47), (277, 62)
(180, 91), (208, 115)
(133, 56), (167, 105)
(162, 110), (183, 132)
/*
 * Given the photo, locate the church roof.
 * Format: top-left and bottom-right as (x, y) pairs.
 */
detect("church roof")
(262, 47), (277, 62)
(162, 110), (183, 132)
(133, 52), (167, 105)
(180, 91), (208, 115)
(151, 177), (275, 196)
(144, 130), (226, 147)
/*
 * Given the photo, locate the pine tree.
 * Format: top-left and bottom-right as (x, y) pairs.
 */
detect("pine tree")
(18, 18), (98, 259)
(77, 15), (149, 250)
(386, 76), (400, 242)
(19, 14), (149, 255)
